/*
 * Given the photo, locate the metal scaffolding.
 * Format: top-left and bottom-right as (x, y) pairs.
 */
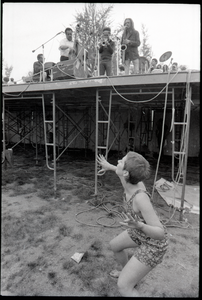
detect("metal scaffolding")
(2, 72), (199, 210)
(171, 72), (193, 220)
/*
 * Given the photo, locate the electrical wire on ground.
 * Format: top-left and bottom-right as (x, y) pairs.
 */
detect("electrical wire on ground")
(75, 193), (125, 228)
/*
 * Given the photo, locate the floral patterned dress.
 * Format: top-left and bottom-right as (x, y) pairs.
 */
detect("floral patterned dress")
(123, 189), (168, 268)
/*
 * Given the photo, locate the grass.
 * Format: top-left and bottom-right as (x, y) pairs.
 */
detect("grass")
(2, 210), (58, 247)
(37, 188), (61, 200)
(61, 238), (118, 296)
(58, 224), (73, 237)
(2, 149), (199, 297)
(72, 185), (94, 200)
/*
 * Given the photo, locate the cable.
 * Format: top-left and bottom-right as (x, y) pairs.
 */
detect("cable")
(106, 71), (180, 103)
(150, 70), (173, 201)
(3, 80), (33, 97)
(106, 69), (197, 229)
(96, 70), (195, 229)
(75, 193), (125, 228)
(70, 176), (122, 228)
(152, 70), (198, 227)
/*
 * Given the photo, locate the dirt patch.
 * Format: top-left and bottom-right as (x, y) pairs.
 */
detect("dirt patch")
(1, 148), (199, 296)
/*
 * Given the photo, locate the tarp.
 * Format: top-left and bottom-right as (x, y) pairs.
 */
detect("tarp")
(155, 178), (199, 214)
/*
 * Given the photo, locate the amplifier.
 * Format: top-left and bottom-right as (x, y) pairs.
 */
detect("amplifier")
(52, 59), (76, 80)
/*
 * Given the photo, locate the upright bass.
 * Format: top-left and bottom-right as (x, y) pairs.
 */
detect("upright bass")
(71, 24), (90, 78)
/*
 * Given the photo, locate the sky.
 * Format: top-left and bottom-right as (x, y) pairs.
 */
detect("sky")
(2, 3), (200, 82)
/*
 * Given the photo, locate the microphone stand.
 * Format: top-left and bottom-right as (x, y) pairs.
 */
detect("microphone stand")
(32, 31), (63, 82)
(116, 37), (120, 76)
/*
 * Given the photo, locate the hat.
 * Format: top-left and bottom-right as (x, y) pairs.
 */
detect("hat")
(103, 27), (111, 32)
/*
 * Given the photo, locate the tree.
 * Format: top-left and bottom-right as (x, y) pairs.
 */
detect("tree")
(4, 63), (13, 79)
(72, 3), (114, 73)
(73, 3), (113, 48)
(139, 23), (152, 61)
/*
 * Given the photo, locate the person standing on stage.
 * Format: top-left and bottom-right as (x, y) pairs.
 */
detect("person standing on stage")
(121, 18), (141, 75)
(59, 27), (78, 61)
(98, 27), (115, 76)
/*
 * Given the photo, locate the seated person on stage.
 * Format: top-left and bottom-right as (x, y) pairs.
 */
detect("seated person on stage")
(149, 58), (158, 73)
(3, 77), (9, 85)
(98, 27), (115, 76)
(8, 78), (16, 85)
(162, 64), (168, 72)
(153, 64), (163, 73)
(59, 27), (78, 61)
(33, 54), (48, 81)
(171, 62), (178, 72)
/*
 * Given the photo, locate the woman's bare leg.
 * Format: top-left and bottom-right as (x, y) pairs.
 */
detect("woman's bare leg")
(109, 230), (138, 269)
(117, 255), (153, 297)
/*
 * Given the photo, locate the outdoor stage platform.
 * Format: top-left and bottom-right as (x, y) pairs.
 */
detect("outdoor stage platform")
(3, 71), (200, 108)
(2, 71), (200, 199)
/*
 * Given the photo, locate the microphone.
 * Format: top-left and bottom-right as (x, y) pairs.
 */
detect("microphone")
(32, 31), (63, 53)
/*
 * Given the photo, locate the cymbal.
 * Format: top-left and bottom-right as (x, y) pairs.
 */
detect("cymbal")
(159, 51), (172, 62)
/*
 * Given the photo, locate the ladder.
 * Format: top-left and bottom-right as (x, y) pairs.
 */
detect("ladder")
(139, 108), (153, 151)
(42, 93), (57, 193)
(2, 96), (6, 164)
(127, 108), (136, 152)
(171, 72), (192, 219)
(95, 89), (112, 195)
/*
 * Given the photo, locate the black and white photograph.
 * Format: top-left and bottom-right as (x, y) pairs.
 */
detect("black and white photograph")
(2, 3), (200, 297)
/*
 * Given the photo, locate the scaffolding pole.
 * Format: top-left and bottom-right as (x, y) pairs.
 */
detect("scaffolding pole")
(2, 96), (6, 164)
(42, 93), (57, 194)
(95, 89), (99, 196)
(179, 86), (192, 220)
(171, 81), (192, 221)
(95, 89), (112, 195)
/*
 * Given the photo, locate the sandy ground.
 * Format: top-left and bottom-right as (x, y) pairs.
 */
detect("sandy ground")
(1, 147), (199, 297)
